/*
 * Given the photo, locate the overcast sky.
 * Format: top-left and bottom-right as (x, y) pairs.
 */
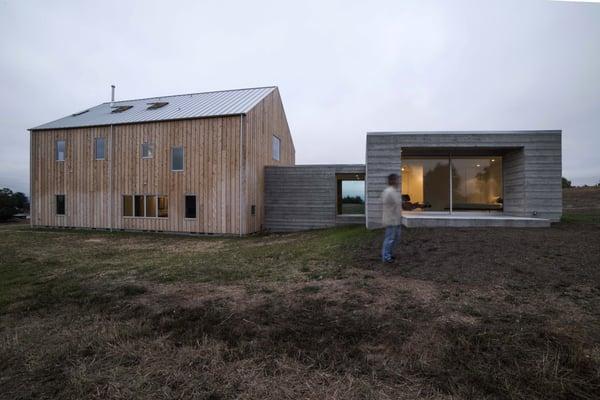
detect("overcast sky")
(1, 0), (599, 194)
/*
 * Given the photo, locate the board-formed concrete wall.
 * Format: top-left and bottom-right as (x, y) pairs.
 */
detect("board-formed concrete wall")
(264, 164), (365, 232)
(365, 131), (562, 228)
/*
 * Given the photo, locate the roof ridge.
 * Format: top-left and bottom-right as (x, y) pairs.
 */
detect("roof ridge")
(103, 86), (277, 104)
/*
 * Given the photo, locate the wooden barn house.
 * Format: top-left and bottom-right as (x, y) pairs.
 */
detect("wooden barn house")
(29, 86), (295, 235)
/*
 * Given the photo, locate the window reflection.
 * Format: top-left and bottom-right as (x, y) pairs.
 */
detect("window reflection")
(452, 157), (503, 211)
(401, 156), (503, 212)
(402, 158), (450, 211)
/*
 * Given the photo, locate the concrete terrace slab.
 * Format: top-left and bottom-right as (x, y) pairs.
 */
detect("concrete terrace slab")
(402, 212), (550, 228)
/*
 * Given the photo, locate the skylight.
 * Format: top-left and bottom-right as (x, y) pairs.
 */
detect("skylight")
(111, 105), (133, 113)
(146, 102), (169, 110)
(71, 109), (89, 117)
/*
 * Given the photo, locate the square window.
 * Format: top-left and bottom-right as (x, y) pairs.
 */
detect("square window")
(56, 194), (65, 215)
(95, 137), (105, 160)
(123, 195), (133, 217)
(142, 142), (154, 159)
(272, 135), (280, 161)
(171, 147), (184, 171)
(185, 195), (196, 219)
(56, 140), (65, 161)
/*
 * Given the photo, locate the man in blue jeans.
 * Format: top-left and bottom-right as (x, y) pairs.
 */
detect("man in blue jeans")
(381, 173), (403, 263)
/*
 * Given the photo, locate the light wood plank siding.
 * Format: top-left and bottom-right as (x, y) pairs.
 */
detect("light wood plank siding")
(242, 88), (295, 233)
(30, 90), (294, 234)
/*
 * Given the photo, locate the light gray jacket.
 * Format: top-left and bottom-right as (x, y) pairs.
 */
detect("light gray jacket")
(382, 186), (403, 226)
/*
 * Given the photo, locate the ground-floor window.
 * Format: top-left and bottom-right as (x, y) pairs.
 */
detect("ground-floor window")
(56, 194), (65, 215)
(123, 194), (168, 218)
(336, 173), (365, 215)
(158, 196), (169, 218)
(401, 156), (503, 212)
(185, 195), (196, 219)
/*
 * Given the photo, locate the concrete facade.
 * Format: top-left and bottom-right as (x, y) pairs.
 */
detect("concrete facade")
(264, 164), (365, 232)
(366, 131), (562, 228)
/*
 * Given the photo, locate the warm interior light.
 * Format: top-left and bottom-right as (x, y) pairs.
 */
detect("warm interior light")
(476, 164), (481, 167)
(491, 159), (495, 162)
(401, 167), (405, 171)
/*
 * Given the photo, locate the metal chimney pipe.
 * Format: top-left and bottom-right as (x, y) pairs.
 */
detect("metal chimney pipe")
(110, 85), (115, 106)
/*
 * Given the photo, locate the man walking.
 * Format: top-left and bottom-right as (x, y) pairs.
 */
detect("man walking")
(381, 173), (403, 263)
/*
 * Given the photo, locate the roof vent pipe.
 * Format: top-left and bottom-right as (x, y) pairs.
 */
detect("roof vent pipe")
(110, 85), (115, 106)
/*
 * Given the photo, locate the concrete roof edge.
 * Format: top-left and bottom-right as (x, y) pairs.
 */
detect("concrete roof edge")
(367, 130), (562, 135)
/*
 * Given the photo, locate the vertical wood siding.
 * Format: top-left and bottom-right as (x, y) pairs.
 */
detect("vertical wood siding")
(243, 88), (295, 233)
(30, 91), (295, 234)
(31, 117), (242, 234)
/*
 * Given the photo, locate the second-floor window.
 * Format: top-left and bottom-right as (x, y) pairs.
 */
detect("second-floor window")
(272, 135), (280, 161)
(95, 137), (105, 160)
(142, 142), (154, 159)
(56, 140), (65, 161)
(171, 146), (184, 171)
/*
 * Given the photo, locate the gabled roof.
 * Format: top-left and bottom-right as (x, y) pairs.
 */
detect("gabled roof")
(31, 86), (276, 130)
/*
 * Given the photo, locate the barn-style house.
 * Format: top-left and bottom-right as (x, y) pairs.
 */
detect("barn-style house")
(29, 87), (294, 235)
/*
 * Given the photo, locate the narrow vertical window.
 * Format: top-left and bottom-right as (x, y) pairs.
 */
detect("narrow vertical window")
(171, 147), (184, 171)
(185, 195), (196, 219)
(56, 140), (65, 161)
(123, 195), (133, 217)
(145, 195), (157, 217)
(272, 135), (280, 161)
(95, 137), (105, 160)
(142, 142), (154, 159)
(158, 196), (169, 217)
(134, 195), (144, 217)
(56, 194), (65, 215)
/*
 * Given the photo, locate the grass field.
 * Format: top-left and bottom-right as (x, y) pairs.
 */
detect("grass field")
(1, 202), (600, 398)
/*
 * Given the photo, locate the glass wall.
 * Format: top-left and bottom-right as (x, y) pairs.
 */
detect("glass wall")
(401, 156), (503, 212)
(452, 157), (503, 211)
(401, 158), (450, 211)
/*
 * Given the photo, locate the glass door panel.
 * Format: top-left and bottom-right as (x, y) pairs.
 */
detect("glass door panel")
(402, 158), (450, 211)
(451, 157), (503, 211)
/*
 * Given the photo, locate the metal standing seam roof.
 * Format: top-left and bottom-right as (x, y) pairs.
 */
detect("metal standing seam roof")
(30, 86), (277, 130)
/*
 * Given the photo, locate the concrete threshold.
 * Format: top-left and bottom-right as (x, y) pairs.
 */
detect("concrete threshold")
(401, 212), (550, 228)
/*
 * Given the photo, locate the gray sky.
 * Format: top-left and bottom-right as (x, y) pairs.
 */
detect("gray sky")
(1, 0), (599, 194)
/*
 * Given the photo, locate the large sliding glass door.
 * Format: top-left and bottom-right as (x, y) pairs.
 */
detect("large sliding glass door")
(451, 157), (503, 211)
(402, 158), (450, 211)
(401, 156), (503, 213)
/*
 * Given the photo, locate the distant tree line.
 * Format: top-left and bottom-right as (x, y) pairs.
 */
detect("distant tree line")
(562, 177), (600, 188)
(342, 195), (364, 204)
(0, 188), (29, 222)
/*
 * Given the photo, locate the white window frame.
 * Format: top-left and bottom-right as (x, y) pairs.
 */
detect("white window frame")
(56, 140), (66, 162)
(94, 137), (106, 160)
(171, 146), (184, 171)
(141, 142), (154, 159)
(272, 135), (281, 161)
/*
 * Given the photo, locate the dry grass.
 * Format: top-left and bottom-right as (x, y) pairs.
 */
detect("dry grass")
(1, 207), (600, 399)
